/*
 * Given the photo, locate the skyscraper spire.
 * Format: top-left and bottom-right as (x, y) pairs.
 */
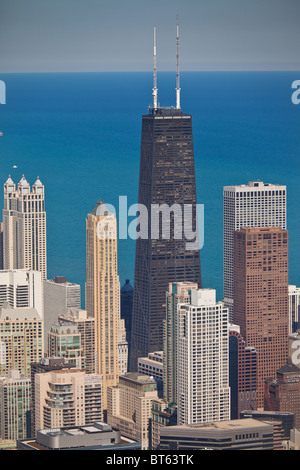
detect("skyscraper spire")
(152, 26), (158, 109)
(176, 23), (181, 109)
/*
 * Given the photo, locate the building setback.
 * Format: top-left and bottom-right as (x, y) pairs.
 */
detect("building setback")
(233, 226), (289, 408)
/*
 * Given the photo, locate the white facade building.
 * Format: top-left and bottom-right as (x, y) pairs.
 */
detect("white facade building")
(177, 288), (230, 425)
(3, 175), (47, 280)
(0, 269), (43, 318)
(223, 181), (286, 320)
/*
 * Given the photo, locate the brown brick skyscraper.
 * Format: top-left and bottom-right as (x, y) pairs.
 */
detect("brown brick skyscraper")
(233, 227), (289, 408)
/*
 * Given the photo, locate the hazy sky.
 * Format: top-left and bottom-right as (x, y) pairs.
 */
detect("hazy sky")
(0, 0), (299, 72)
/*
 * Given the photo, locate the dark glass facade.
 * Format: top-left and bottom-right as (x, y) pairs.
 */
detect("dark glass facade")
(121, 279), (133, 359)
(130, 107), (201, 370)
(229, 330), (258, 419)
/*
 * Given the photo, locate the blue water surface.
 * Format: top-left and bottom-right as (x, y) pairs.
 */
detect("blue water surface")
(0, 71), (299, 305)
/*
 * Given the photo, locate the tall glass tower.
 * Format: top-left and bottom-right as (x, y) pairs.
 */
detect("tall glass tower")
(130, 26), (202, 370)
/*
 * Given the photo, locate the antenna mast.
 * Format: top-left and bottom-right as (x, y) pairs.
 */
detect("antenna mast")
(153, 26), (158, 109)
(176, 23), (181, 109)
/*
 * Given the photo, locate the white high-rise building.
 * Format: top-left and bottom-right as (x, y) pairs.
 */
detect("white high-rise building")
(0, 269), (43, 317)
(177, 288), (230, 425)
(223, 181), (286, 320)
(3, 175), (47, 280)
(288, 285), (300, 334)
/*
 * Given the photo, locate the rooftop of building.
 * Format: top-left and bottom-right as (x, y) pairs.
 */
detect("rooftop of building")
(0, 305), (41, 321)
(241, 410), (294, 417)
(32, 357), (74, 371)
(45, 276), (80, 287)
(121, 372), (157, 384)
(276, 360), (300, 375)
(89, 200), (111, 217)
(147, 107), (185, 117)
(18, 422), (139, 450)
(164, 418), (275, 432)
(39, 422), (114, 437)
(224, 181), (286, 190)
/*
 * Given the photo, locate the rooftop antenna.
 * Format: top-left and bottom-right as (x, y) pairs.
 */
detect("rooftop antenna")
(176, 22), (181, 109)
(152, 26), (158, 109)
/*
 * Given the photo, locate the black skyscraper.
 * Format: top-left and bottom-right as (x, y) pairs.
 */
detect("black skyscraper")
(130, 26), (202, 369)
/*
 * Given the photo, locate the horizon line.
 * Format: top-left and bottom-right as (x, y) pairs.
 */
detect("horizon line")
(0, 69), (299, 74)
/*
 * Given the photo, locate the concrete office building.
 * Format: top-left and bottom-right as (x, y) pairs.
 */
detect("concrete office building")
(107, 373), (158, 450)
(159, 418), (278, 450)
(44, 277), (81, 351)
(177, 289), (230, 425)
(3, 176), (47, 280)
(224, 181), (286, 321)
(240, 410), (294, 440)
(234, 227), (289, 408)
(138, 351), (163, 382)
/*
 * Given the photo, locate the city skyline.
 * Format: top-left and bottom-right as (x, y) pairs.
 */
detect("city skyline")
(0, 3), (299, 452)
